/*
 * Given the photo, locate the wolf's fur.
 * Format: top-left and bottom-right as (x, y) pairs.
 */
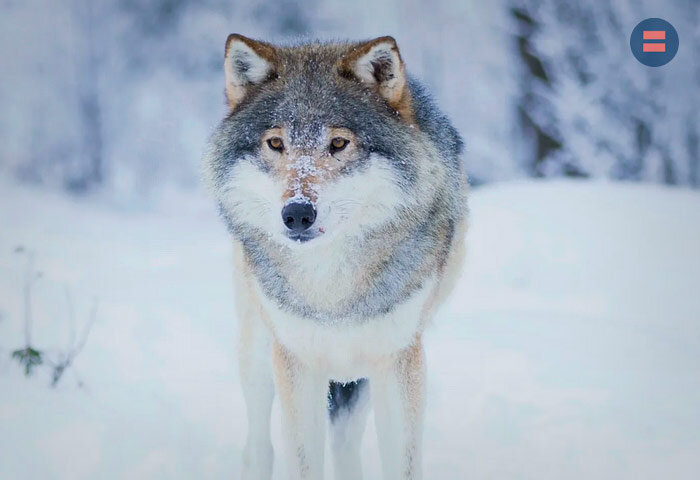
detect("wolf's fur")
(204, 34), (468, 480)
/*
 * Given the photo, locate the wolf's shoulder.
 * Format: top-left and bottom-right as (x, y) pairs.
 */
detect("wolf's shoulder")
(408, 77), (464, 162)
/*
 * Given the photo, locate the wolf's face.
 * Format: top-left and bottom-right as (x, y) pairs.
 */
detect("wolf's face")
(204, 35), (463, 252)
(251, 124), (405, 245)
(223, 121), (406, 246)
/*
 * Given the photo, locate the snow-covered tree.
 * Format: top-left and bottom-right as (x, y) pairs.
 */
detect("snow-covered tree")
(0, 0), (106, 192)
(511, 0), (700, 186)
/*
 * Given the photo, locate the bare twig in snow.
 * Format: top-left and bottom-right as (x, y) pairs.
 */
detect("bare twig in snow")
(50, 297), (98, 387)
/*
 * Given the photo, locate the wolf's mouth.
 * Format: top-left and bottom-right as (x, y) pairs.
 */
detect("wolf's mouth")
(286, 231), (317, 243)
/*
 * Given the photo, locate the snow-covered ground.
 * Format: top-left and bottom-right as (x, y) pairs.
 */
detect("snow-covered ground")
(1, 179), (699, 479)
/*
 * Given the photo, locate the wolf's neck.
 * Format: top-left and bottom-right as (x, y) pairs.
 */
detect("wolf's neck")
(284, 237), (366, 309)
(242, 224), (439, 322)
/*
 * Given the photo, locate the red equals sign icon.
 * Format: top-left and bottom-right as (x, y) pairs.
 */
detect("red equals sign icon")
(643, 31), (666, 52)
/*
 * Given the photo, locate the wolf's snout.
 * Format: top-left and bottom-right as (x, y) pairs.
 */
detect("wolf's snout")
(282, 201), (317, 232)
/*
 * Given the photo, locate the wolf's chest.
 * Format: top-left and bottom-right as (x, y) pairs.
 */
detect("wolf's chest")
(255, 273), (436, 380)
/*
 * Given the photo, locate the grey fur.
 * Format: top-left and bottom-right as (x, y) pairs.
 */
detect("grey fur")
(205, 39), (466, 323)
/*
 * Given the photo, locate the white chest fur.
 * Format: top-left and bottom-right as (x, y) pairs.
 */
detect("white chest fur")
(254, 275), (436, 381)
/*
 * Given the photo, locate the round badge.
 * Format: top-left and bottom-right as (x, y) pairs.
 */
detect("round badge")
(630, 18), (679, 67)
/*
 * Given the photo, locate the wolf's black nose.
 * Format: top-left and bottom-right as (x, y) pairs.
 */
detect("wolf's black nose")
(282, 201), (316, 232)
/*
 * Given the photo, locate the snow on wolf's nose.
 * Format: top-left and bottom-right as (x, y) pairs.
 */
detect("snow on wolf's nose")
(283, 154), (323, 205)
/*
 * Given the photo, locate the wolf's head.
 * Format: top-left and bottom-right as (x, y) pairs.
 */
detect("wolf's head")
(204, 35), (463, 251)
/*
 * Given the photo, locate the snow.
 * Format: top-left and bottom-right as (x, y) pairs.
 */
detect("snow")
(1, 179), (699, 479)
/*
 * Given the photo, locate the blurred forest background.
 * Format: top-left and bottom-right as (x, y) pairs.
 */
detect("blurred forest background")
(1, 0), (698, 199)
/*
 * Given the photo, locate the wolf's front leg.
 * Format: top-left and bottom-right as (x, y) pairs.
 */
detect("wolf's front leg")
(238, 310), (275, 480)
(273, 340), (328, 480)
(371, 339), (426, 480)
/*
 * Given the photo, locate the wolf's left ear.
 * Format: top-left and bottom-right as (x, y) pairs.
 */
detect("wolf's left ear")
(224, 34), (278, 110)
(338, 36), (410, 118)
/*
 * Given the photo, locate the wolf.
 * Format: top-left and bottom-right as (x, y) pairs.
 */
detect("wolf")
(203, 34), (468, 480)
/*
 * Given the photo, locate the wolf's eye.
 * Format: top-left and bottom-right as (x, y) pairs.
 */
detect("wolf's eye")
(330, 137), (348, 154)
(267, 137), (284, 152)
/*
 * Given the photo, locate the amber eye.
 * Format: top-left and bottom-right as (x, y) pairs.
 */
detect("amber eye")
(267, 137), (284, 152)
(330, 137), (348, 153)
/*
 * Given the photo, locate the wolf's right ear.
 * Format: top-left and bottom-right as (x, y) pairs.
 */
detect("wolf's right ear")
(224, 34), (278, 110)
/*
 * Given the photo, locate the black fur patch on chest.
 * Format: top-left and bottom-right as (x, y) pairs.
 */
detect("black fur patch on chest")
(328, 378), (368, 422)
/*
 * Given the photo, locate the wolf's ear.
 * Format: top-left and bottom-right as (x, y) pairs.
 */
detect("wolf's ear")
(338, 36), (410, 117)
(224, 34), (278, 110)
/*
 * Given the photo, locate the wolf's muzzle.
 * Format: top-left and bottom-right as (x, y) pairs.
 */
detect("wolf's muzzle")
(282, 201), (317, 233)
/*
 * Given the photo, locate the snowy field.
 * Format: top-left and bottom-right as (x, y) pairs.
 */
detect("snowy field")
(1, 179), (699, 479)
